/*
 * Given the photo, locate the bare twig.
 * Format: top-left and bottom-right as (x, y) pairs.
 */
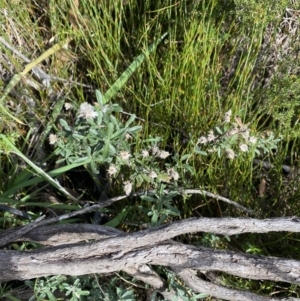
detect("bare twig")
(0, 215), (45, 248)
(183, 188), (254, 214)
(0, 204), (31, 220)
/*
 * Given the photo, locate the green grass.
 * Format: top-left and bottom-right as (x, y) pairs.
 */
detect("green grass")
(1, 0), (300, 299)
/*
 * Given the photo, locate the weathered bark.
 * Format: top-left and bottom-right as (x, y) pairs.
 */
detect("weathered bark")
(2, 241), (300, 284)
(6, 217), (300, 246)
(11, 223), (124, 246)
(172, 268), (299, 301)
(1, 217), (300, 300)
(0, 188), (255, 248)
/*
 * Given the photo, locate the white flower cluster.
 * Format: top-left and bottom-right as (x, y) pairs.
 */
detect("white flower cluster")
(78, 102), (98, 119)
(167, 168), (179, 181)
(149, 146), (170, 159)
(123, 180), (132, 195)
(119, 151), (131, 161)
(105, 143), (180, 197)
(49, 134), (58, 145)
(196, 110), (261, 160)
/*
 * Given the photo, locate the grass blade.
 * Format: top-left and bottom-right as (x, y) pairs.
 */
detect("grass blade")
(0, 134), (88, 201)
(103, 32), (168, 102)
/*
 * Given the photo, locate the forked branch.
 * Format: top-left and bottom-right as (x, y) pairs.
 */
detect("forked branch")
(1, 217), (300, 300)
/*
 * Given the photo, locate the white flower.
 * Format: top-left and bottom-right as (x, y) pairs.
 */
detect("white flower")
(151, 146), (160, 156)
(197, 136), (208, 145)
(227, 127), (239, 137)
(159, 151), (170, 159)
(78, 102), (98, 119)
(148, 171), (157, 179)
(107, 165), (117, 177)
(207, 130), (216, 142)
(119, 151), (131, 161)
(241, 129), (250, 141)
(123, 181), (132, 195)
(167, 168), (179, 181)
(64, 103), (73, 110)
(49, 134), (58, 145)
(224, 109), (232, 123)
(239, 144), (248, 152)
(225, 149), (235, 159)
(141, 150), (149, 158)
(26, 98), (36, 108)
(249, 136), (257, 144)
(125, 133), (132, 141)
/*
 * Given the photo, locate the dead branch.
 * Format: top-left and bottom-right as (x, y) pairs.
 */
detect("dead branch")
(1, 242), (300, 300)
(1, 219), (300, 283)
(0, 215), (45, 248)
(11, 223), (124, 246)
(0, 188), (254, 247)
(1, 216), (300, 300)
(172, 268), (299, 301)
(183, 189), (254, 214)
(6, 216), (300, 247)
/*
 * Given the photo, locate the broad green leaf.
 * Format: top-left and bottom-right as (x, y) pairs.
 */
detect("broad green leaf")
(120, 290), (134, 298)
(195, 149), (207, 156)
(107, 122), (114, 138)
(78, 291), (90, 296)
(72, 133), (85, 140)
(125, 114), (136, 127)
(86, 146), (92, 157)
(110, 128), (126, 140)
(127, 126), (142, 134)
(165, 191), (179, 199)
(105, 208), (127, 227)
(74, 279), (80, 286)
(151, 210), (159, 226)
(95, 89), (107, 106)
(89, 128), (99, 136)
(109, 115), (120, 127)
(45, 291), (56, 301)
(158, 215), (168, 225)
(110, 104), (122, 112)
(141, 195), (158, 202)
(180, 154), (191, 161)
(59, 119), (72, 131)
(164, 208), (180, 216)
(90, 160), (99, 174)
(182, 163), (194, 174)
(215, 126), (223, 134)
(102, 142), (110, 160)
